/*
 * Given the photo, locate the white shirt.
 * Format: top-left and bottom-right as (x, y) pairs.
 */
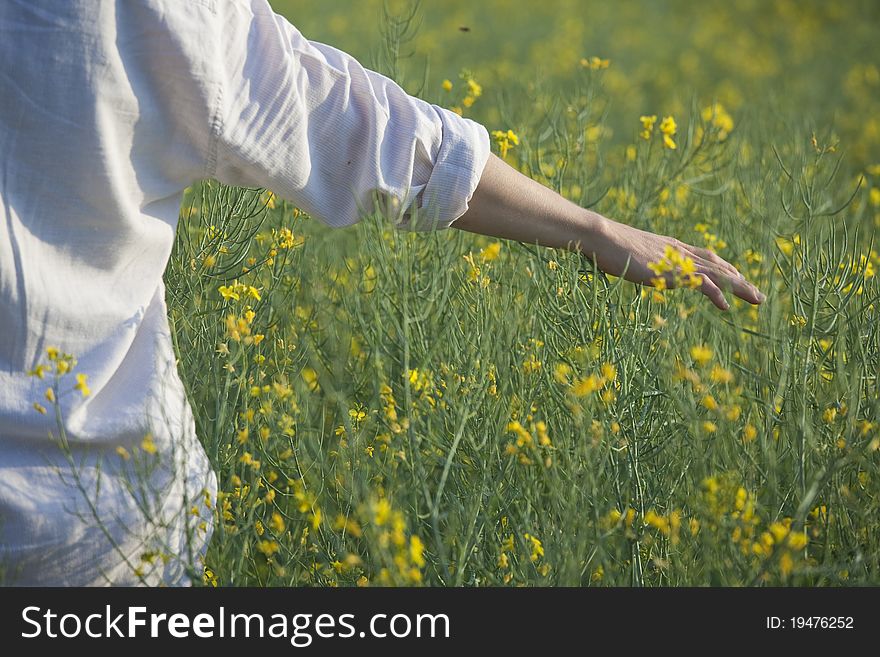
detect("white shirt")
(0, 0), (490, 585)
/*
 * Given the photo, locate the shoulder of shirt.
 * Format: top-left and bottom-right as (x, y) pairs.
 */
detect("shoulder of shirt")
(207, 0), (276, 17)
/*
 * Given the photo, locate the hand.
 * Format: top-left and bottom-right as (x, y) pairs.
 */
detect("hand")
(585, 216), (766, 310)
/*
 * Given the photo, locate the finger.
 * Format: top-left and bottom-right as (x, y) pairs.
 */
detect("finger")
(699, 265), (765, 305)
(671, 241), (744, 286)
(686, 245), (742, 279)
(690, 247), (767, 302)
(696, 272), (730, 310)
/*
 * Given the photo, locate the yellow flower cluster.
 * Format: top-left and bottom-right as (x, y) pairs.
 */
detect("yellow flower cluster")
(579, 56), (610, 70)
(369, 497), (426, 585)
(505, 418), (553, 466)
(580, 366), (617, 402)
(447, 70), (482, 114)
(491, 129), (520, 159)
(693, 223), (727, 252)
(224, 308), (264, 346)
(660, 116), (677, 149)
(647, 244), (703, 291)
(495, 529), (550, 581)
(701, 102), (734, 141)
(639, 115), (657, 141)
(639, 114), (677, 149)
(462, 251), (492, 288)
(28, 347), (91, 414)
(700, 475), (809, 579)
(218, 280), (261, 302)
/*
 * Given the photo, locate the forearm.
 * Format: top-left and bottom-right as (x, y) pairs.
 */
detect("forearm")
(452, 153), (607, 259)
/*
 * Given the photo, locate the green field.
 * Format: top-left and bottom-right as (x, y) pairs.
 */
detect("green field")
(167, 0), (880, 585)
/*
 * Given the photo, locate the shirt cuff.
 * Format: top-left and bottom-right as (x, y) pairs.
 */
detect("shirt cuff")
(395, 106), (491, 232)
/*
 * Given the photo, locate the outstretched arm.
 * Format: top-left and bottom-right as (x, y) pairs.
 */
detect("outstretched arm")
(453, 153), (765, 310)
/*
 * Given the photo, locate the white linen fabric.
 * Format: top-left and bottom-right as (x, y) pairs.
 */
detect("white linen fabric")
(0, 0), (490, 585)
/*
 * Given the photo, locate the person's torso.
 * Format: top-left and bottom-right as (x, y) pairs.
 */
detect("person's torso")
(0, 0), (217, 447)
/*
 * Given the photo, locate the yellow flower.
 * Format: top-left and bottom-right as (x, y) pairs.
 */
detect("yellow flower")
(779, 551), (794, 577)
(709, 365), (734, 384)
(701, 102), (734, 140)
(269, 511), (286, 534)
(659, 116), (677, 149)
(141, 433), (158, 455)
(639, 115), (657, 140)
(28, 363), (49, 379)
(301, 367), (319, 391)
(601, 362), (617, 382)
(645, 510), (670, 535)
(333, 515), (363, 538)
(769, 521), (789, 543)
(571, 374), (602, 397)
(491, 129), (520, 158)
(534, 420), (552, 446)
(553, 362), (572, 383)
(374, 499), (392, 526)
(74, 373), (91, 398)
(522, 355), (542, 374)
(690, 344), (713, 366)
(256, 540), (280, 557)
(524, 532), (544, 562)
(410, 535), (426, 567)
(480, 241), (502, 262)
(507, 420), (533, 447)
(239, 451), (260, 468)
(787, 532), (808, 550)
(218, 285), (239, 301)
(580, 56), (610, 70)
(441, 79), (453, 92)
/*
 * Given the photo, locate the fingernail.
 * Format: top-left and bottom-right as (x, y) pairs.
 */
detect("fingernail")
(757, 291), (766, 303)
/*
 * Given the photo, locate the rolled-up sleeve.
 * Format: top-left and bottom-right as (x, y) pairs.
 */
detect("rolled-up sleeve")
(209, 0), (491, 231)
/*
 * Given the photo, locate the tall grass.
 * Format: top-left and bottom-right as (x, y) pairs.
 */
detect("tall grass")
(163, 0), (880, 586)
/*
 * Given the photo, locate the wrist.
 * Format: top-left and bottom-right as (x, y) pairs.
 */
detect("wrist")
(571, 209), (610, 260)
